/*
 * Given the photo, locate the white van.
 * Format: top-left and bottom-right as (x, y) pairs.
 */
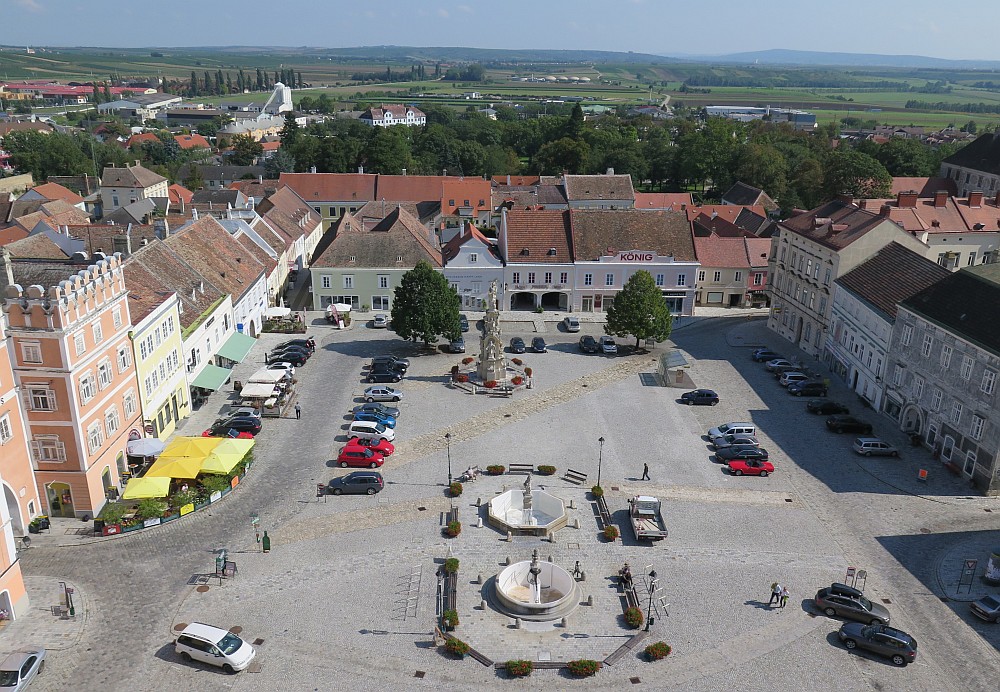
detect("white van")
(347, 420), (395, 443)
(175, 622), (256, 673)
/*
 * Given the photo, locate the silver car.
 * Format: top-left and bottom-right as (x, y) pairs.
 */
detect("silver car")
(563, 316), (581, 332)
(0, 648), (46, 690)
(779, 371), (809, 387)
(372, 314), (389, 328)
(363, 386), (403, 402)
(712, 434), (759, 450)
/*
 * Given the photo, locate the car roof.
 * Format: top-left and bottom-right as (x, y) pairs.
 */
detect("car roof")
(181, 622), (231, 640)
(343, 471), (382, 479)
(855, 437), (882, 443)
(0, 650), (42, 670)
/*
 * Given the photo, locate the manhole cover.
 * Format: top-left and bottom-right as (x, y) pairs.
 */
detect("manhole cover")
(582, 384), (588, 387)
(247, 661), (262, 673)
(173, 622), (188, 631)
(611, 486), (619, 491)
(414, 671), (426, 678)
(418, 507), (426, 511)
(196, 585), (210, 593)
(229, 626), (243, 634)
(253, 638), (265, 645)
(630, 678), (641, 685)
(784, 498), (794, 503)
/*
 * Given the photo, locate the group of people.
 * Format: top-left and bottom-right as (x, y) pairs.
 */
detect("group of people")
(769, 582), (790, 608)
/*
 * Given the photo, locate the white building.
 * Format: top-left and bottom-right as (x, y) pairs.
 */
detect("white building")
(499, 208), (575, 311)
(359, 104), (427, 128)
(442, 223), (504, 309)
(99, 162), (168, 212)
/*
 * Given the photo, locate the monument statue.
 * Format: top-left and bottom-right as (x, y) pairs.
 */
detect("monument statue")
(478, 279), (507, 383)
(522, 475), (533, 511)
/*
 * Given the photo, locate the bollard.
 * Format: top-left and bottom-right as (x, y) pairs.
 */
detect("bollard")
(549, 532), (556, 544)
(477, 517), (483, 529)
(477, 573), (483, 585)
(476, 497), (482, 507)
(587, 595), (594, 606)
(561, 616), (568, 628)
(515, 617), (522, 629)
(581, 571), (586, 582)
(480, 599), (487, 610)
(569, 499), (576, 509)
(547, 555), (553, 563)
(505, 556), (512, 566)
(262, 531), (270, 553)
(573, 518), (581, 529)
(506, 530), (513, 542)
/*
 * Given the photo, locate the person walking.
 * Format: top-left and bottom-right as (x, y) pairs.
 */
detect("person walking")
(294, 403), (302, 420)
(768, 582), (782, 607)
(779, 585), (790, 609)
(641, 463), (650, 481)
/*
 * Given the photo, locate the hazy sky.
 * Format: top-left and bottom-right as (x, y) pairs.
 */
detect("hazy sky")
(5, 0), (992, 61)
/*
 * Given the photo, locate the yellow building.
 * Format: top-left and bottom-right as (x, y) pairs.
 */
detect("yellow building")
(128, 293), (190, 439)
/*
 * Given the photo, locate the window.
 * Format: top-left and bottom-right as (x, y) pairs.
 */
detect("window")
(818, 296), (827, 315)
(31, 435), (66, 462)
(0, 413), (12, 444)
(93, 323), (103, 344)
(97, 359), (113, 389)
(544, 272), (552, 284)
(655, 274), (665, 287)
(468, 253), (478, 263)
(971, 415), (986, 441)
(343, 275), (354, 289)
(961, 355), (974, 381)
(117, 345), (131, 373)
(951, 401), (963, 425)
(123, 389), (137, 418)
(74, 333), (86, 355)
(87, 421), (104, 455)
(912, 376), (924, 400)
(921, 334), (933, 358)
(80, 373), (96, 404)
(713, 271), (722, 282)
(21, 341), (42, 364)
(734, 271), (743, 282)
(321, 275), (331, 289)
(968, 252), (977, 266)
(753, 272), (764, 286)
(677, 274), (686, 286)
(527, 272), (536, 284)
(697, 270), (705, 282)
(376, 275), (389, 289)
(824, 268), (832, 285)
(892, 364), (904, 387)
(583, 273), (592, 286)
(105, 406), (121, 436)
(113, 307), (123, 329)
(559, 272), (568, 285)
(804, 322), (812, 342)
(372, 296), (390, 311)
(805, 259), (812, 276)
(931, 388), (943, 411)
(982, 369), (997, 395)
(900, 324), (913, 346)
(512, 272), (521, 284)
(605, 273), (614, 287)
(29, 387), (56, 411)
(940, 344), (953, 369)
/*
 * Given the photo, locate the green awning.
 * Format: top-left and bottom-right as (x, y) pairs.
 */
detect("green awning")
(191, 364), (232, 391)
(216, 332), (257, 363)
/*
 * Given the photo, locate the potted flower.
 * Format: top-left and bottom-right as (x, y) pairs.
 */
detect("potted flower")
(591, 485), (604, 498)
(442, 609), (459, 630)
(456, 373), (469, 383)
(486, 465), (505, 475)
(567, 659), (600, 677)
(536, 465), (555, 476)
(505, 660), (533, 677)
(444, 637), (470, 658)
(624, 606), (644, 629)
(603, 525), (619, 541)
(484, 380), (497, 389)
(511, 376), (524, 386)
(444, 557), (460, 574)
(644, 641), (672, 661)
(98, 502), (126, 535)
(449, 481), (463, 497)
(511, 358), (523, 366)
(137, 498), (168, 521)
(445, 520), (462, 537)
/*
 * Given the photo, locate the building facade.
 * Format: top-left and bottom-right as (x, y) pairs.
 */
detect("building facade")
(359, 105), (427, 128)
(129, 294), (190, 439)
(99, 162), (168, 212)
(442, 223), (504, 310)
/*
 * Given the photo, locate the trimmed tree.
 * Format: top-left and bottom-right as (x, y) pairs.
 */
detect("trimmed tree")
(390, 261), (461, 345)
(604, 270), (673, 349)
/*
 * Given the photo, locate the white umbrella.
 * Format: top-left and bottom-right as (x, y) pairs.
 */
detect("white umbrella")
(266, 307), (292, 319)
(332, 303), (353, 313)
(127, 437), (166, 457)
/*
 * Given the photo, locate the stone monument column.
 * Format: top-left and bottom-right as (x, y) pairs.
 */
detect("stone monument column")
(478, 279), (507, 383)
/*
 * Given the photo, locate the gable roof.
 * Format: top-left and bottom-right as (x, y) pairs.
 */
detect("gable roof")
(442, 223), (500, 264)
(634, 192), (693, 210)
(100, 163), (167, 189)
(503, 209), (573, 264)
(352, 199), (440, 226)
(26, 182), (84, 206)
(4, 231), (72, 259)
(191, 189), (246, 207)
(563, 174), (634, 202)
(744, 237), (772, 268)
(278, 172), (377, 203)
(722, 182), (777, 211)
(900, 262), (1000, 355)
(491, 175), (541, 186)
(174, 133), (211, 150)
(168, 184), (194, 206)
(360, 104), (426, 120)
(123, 241), (225, 327)
(780, 200), (898, 251)
(693, 235), (752, 268)
(163, 216), (266, 302)
(569, 209), (695, 262)
(692, 212), (754, 238)
(124, 132), (160, 149)
(376, 175), (446, 203)
(941, 132), (1000, 176)
(493, 184), (568, 208)
(835, 241), (951, 321)
(890, 176), (957, 197)
(312, 206), (440, 269)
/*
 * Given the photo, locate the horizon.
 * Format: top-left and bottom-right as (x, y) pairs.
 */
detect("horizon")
(6, 0), (999, 62)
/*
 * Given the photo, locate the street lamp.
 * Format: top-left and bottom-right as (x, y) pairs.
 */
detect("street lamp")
(645, 569), (658, 631)
(597, 436), (605, 488)
(445, 433), (452, 485)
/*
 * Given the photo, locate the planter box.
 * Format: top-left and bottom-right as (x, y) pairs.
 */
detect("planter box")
(122, 523), (143, 533)
(101, 524), (121, 536)
(161, 513), (180, 523)
(194, 501), (210, 511)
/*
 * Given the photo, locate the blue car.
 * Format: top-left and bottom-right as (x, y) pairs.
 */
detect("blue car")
(353, 410), (396, 428)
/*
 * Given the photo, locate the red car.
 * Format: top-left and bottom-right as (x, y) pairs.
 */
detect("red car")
(337, 445), (385, 469)
(728, 458), (774, 476)
(347, 437), (395, 456)
(202, 429), (254, 439)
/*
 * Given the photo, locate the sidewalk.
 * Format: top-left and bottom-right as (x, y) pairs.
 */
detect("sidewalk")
(0, 576), (87, 652)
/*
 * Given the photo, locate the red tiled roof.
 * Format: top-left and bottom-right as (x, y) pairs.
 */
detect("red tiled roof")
(260, 141), (281, 151)
(503, 209), (573, 264)
(376, 175), (446, 203)
(569, 209), (694, 261)
(634, 192), (692, 209)
(174, 133), (211, 150)
(125, 133), (160, 148)
(164, 217), (267, 302)
(491, 175), (540, 186)
(168, 184), (194, 205)
(442, 222), (498, 263)
(780, 200), (896, 250)
(693, 235), (752, 268)
(312, 206), (441, 269)
(890, 177), (957, 197)
(278, 173), (376, 203)
(744, 237), (772, 268)
(440, 178), (491, 215)
(27, 182), (83, 206)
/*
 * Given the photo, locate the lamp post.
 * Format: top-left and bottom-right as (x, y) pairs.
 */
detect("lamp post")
(445, 432), (452, 485)
(597, 436), (605, 488)
(645, 569), (658, 631)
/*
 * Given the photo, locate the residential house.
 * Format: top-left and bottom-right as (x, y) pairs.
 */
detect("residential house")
(570, 209), (698, 315)
(722, 182), (778, 213)
(177, 165), (265, 190)
(255, 185), (324, 271)
(18, 182), (86, 210)
(174, 133), (211, 151)
(442, 222), (504, 309)
(278, 172), (377, 230)
(562, 173), (635, 209)
(2, 253), (141, 518)
(744, 237), (772, 307)
(940, 132), (1000, 197)
(885, 263), (1000, 495)
(310, 206), (440, 312)
(694, 235), (754, 307)
(167, 184), (194, 212)
(829, 242), (950, 412)
(767, 199), (929, 359)
(499, 208), (574, 311)
(99, 162), (168, 213)
(359, 105), (427, 127)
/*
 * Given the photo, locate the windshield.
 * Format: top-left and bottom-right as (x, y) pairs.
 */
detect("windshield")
(718, 425), (732, 434)
(374, 423), (386, 433)
(0, 670), (20, 686)
(858, 596), (873, 610)
(217, 633), (244, 655)
(982, 596), (1000, 609)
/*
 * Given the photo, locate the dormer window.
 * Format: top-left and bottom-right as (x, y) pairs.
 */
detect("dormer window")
(521, 248), (530, 256)
(547, 248), (557, 256)
(349, 255), (356, 262)
(396, 255), (403, 262)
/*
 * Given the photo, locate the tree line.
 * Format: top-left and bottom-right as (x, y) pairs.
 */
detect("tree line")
(178, 68), (305, 98)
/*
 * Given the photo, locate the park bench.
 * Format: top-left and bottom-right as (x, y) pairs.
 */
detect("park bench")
(507, 463), (534, 475)
(563, 468), (588, 485)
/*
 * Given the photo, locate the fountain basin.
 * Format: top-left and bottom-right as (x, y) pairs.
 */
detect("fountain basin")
(493, 560), (580, 621)
(488, 489), (567, 536)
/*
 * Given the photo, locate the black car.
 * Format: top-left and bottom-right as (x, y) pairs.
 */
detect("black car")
(352, 402), (401, 418)
(807, 400), (850, 415)
(681, 389), (719, 406)
(838, 623), (916, 666)
(269, 350), (308, 366)
(277, 338), (315, 353)
(509, 337), (526, 354)
(752, 348), (784, 362)
(788, 381), (828, 397)
(459, 314), (470, 332)
(205, 417), (261, 437)
(328, 471), (384, 495)
(371, 355), (409, 371)
(579, 335), (599, 353)
(715, 445), (769, 463)
(826, 415), (873, 434)
(531, 336), (547, 353)
(367, 367), (403, 383)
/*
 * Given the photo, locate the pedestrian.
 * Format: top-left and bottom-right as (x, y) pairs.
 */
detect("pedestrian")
(780, 586), (790, 609)
(294, 403), (301, 420)
(641, 463), (650, 481)
(768, 582), (781, 606)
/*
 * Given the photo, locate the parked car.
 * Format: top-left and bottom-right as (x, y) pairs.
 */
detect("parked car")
(175, 623), (256, 674)
(681, 389), (719, 406)
(347, 436), (395, 457)
(353, 410), (396, 428)
(770, 363), (801, 378)
(337, 446), (385, 469)
(970, 595), (1000, 622)
(371, 355), (409, 371)
(265, 361), (295, 378)
(788, 381), (828, 397)
(728, 458), (774, 476)
(598, 335), (618, 354)
(459, 314), (470, 332)
(807, 400), (849, 415)
(579, 335), (599, 353)
(563, 316), (581, 332)
(509, 337), (526, 354)
(826, 415), (873, 434)
(708, 422), (756, 439)
(779, 371), (810, 387)
(449, 336), (466, 353)
(228, 407), (261, 420)
(268, 350), (308, 366)
(366, 367), (402, 384)
(712, 433), (758, 449)
(766, 358), (796, 372)
(372, 313), (389, 328)
(716, 446), (770, 464)
(531, 336), (547, 353)
(202, 429), (254, 439)
(346, 420), (394, 443)
(364, 386), (403, 402)
(204, 417), (261, 437)
(852, 437), (899, 457)
(0, 647), (45, 689)
(815, 583), (890, 625)
(353, 402), (400, 419)
(328, 471), (384, 495)
(838, 623), (916, 666)
(276, 338), (315, 352)
(752, 348), (784, 362)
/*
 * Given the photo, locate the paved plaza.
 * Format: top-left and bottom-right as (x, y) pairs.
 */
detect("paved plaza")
(4, 311), (999, 690)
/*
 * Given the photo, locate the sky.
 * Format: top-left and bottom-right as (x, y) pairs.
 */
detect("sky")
(4, 0), (995, 61)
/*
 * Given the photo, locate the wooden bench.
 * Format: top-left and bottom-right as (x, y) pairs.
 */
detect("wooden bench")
(488, 386), (514, 398)
(605, 631), (649, 666)
(508, 463), (533, 475)
(442, 632), (493, 667)
(563, 468), (588, 485)
(595, 495), (612, 529)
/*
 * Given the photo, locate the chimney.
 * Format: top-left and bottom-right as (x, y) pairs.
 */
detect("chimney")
(258, 175), (263, 184)
(134, 159), (140, 167)
(969, 190), (984, 207)
(192, 208), (199, 220)
(933, 190), (948, 208)
(401, 168), (407, 176)
(878, 204), (892, 217)
(358, 165), (364, 174)
(836, 193), (853, 205)
(310, 166), (317, 174)
(506, 174), (511, 185)
(896, 190), (918, 208)
(606, 167), (615, 175)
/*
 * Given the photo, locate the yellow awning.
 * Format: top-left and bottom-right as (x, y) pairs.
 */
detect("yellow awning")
(159, 437), (222, 459)
(121, 476), (171, 500)
(200, 438), (254, 475)
(146, 455), (206, 479)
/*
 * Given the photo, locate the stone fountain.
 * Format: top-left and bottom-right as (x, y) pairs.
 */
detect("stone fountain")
(488, 475), (568, 536)
(477, 279), (507, 384)
(493, 549), (580, 621)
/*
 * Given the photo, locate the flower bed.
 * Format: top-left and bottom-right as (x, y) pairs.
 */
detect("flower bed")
(567, 659), (600, 677)
(445, 520), (462, 537)
(645, 641), (672, 661)
(506, 660), (533, 677)
(486, 465), (506, 475)
(603, 525), (619, 541)
(536, 464), (555, 476)
(449, 481), (463, 497)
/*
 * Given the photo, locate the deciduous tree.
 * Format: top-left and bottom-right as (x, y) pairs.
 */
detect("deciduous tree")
(390, 260), (460, 344)
(604, 270), (673, 349)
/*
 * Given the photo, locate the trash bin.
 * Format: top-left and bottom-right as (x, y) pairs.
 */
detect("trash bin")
(909, 432), (921, 447)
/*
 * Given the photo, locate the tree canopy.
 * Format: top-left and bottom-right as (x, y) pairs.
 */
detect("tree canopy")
(390, 261), (460, 344)
(604, 271), (673, 349)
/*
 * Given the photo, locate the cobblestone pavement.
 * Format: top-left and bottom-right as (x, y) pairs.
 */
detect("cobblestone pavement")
(6, 314), (999, 691)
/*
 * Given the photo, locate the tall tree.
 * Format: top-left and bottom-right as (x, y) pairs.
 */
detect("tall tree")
(183, 164), (204, 191)
(229, 134), (263, 166)
(390, 260), (460, 344)
(823, 148), (892, 199)
(604, 270), (673, 349)
(532, 137), (590, 175)
(264, 147), (296, 178)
